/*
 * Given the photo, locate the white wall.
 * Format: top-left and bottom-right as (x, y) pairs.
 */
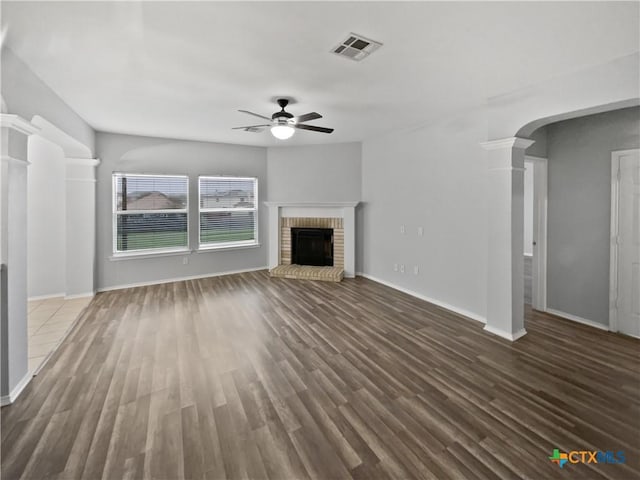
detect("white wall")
(65, 159), (98, 297)
(27, 135), (66, 298)
(360, 111), (488, 321)
(267, 142), (362, 202)
(523, 161), (534, 256)
(95, 132), (268, 290)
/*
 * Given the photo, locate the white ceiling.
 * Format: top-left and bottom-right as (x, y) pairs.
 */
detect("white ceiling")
(2, 1), (638, 147)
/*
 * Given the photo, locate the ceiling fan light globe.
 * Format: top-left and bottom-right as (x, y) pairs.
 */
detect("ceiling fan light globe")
(271, 125), (295, 140)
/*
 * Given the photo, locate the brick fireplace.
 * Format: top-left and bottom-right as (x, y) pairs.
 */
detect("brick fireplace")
(264, 202), (358, 280)
(280, 217), (344, 269)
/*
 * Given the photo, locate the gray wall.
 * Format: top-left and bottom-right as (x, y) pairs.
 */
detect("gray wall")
(1, 46), (95, 154)
(267, 142), (362, 202)
(547, 106), (640, 325)
(360, 111), (489, 320)
(95, 133), (268, 290)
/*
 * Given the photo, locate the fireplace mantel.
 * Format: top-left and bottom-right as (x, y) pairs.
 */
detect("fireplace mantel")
(264, 201), (359, 278)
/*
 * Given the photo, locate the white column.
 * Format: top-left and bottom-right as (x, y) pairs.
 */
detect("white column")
(65, 158), (100, 298)
(480, 137), (534, 341)
(265, 203), (280, 269)
(343, 205), (356, 278)
(0, 114), (39, 404)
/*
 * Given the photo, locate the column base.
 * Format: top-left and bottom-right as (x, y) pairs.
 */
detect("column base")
(484, 324), (527, 341)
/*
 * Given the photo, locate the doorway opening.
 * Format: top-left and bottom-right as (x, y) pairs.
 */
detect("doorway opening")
(610, 149), (640, 338)
(524, 156), (548, 312)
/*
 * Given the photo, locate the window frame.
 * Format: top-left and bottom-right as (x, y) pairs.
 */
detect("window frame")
(198, 175), (259, 250)
(112, 172), (190, 257)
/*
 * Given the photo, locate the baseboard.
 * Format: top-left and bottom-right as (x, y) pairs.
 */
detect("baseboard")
(483, 324), (527, 341)
(27, 292), (65, 302)
(0, 370), (32, 406)
(97, 266), (269, 293)
(30, 292), (95, 301)
(64, 292), (95, 300)
(545, 308), (610, 331)
(357, 272), (486, 324)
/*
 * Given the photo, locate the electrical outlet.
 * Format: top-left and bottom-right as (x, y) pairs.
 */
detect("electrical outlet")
(393, 263), (398, 272)
(417, 227), (424, 236)
(400, 225), (405, 234)
(183, 257), (189, 265)
(400, 264), (405, 274)
(413, 266), (419, 275)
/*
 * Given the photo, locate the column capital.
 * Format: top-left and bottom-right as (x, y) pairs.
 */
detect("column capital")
(0, 114), (40, 136)
(480, 137), (535, 151)
(66, 157), (101, 167)
(65, 157), (100, 183)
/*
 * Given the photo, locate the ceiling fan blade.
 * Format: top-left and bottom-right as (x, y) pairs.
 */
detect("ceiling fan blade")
(294, 112), (322, 123)
(238, 110), (272, 121)
(295, 124), (334, 134)
(232, 124), (271, 129)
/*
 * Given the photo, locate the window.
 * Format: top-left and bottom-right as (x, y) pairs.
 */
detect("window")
(113, 173), (189, 254)
(199, 176), (258, 248)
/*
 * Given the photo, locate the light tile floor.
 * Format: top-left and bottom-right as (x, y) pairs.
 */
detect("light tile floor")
(27, 296), (92, 375)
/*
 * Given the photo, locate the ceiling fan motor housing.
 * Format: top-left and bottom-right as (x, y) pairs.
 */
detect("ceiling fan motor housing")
(273, 98), (294, 121)
(272, 111), (293, 121)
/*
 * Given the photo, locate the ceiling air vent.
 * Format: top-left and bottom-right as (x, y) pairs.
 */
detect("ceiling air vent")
(331, 33), (382, 61)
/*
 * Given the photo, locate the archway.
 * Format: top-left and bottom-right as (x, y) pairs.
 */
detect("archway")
(517, 103), (639, 335)
(481, 52), (639, 341)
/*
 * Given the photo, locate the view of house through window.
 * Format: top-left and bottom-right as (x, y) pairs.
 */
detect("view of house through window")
(199, 176), (258, 247)
(113, 173), (189, 253)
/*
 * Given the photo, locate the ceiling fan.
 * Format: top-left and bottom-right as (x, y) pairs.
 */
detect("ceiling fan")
(233, 99), (334, 140)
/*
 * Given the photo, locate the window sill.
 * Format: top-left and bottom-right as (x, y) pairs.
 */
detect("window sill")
(109, 249), (191, 261)
(109, 242), (261, 261)
(197, 242), (261, 253)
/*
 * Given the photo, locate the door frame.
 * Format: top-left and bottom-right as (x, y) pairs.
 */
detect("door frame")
(609, 148), (640, 332)
(525, 155), (548, 312)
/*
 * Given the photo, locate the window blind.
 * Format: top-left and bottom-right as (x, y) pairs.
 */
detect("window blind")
(113, 173), (189, 253)
(199, 176), (258, 247)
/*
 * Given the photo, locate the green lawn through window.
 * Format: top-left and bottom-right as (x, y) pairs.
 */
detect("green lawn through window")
(117, 229), (255, 251)
(200, 229), (255, 244)
(117, 232), (188, 251)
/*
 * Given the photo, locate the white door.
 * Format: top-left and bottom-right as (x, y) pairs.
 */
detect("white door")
(526, 156), (548, 312)
(614, 150), (640, 337)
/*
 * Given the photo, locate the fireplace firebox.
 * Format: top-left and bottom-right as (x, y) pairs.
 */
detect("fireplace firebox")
(291, 228), (333, 266)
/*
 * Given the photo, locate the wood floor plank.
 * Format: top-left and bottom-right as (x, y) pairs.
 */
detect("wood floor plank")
(2, 271), (639, 479)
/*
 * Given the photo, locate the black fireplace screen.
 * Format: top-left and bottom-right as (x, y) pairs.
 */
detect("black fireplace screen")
(291, 228), (333, 266)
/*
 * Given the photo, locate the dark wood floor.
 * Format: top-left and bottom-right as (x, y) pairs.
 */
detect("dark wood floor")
(2, 271), (639, 480)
